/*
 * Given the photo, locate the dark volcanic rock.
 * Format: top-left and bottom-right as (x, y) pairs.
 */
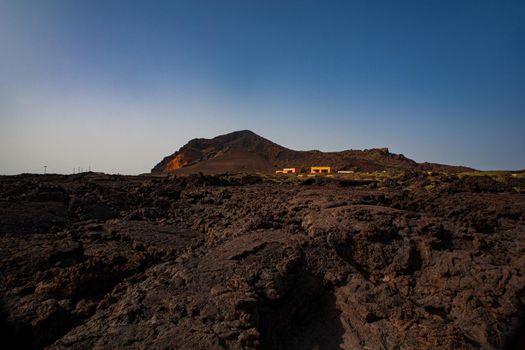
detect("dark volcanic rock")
(0, 173), (524, 349)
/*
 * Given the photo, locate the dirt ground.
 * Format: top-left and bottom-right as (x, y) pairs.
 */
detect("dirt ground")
(1, 172), (524, 349)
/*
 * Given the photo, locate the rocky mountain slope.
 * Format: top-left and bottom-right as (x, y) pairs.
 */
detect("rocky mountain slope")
(152, 130), (472, 174)
(1, 172), (524, 349)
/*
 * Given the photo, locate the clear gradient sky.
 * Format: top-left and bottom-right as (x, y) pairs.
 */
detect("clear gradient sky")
(1, 0), (524, 174)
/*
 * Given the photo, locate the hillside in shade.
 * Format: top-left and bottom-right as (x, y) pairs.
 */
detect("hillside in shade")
(152, 130), (472, 174)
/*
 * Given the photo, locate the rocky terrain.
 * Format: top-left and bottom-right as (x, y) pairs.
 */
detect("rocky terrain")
(1, 171), (525, 349)
(152, 130), (472, 174)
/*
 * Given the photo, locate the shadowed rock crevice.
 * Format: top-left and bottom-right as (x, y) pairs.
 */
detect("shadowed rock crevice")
(0, 301), (34, 350)
(504, 289), (525, 350)
(258, 272), (344, 350)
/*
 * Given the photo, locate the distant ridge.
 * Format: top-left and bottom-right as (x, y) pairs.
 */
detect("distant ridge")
(152, 130), (473, 174)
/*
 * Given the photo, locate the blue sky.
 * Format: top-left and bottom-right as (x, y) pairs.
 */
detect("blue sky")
(1, 0), (524, 174)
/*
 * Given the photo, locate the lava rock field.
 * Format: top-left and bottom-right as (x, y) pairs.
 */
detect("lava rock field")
(1, 172), (524, 349)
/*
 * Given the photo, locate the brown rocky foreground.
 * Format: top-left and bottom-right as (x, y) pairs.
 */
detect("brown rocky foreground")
(1, 172), (524, 349)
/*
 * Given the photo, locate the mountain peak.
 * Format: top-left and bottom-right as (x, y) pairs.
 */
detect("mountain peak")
(208, 130), (264, 143)
(228, 129), (257, 136)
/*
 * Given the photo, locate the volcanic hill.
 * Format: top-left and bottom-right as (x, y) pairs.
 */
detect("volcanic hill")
(152, 130), (471, 174)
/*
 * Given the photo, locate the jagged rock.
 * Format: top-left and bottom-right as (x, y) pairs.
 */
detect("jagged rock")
(0, 173), (524, 349)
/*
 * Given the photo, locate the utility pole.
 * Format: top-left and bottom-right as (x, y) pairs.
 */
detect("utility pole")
(44, 165), (47, 174)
